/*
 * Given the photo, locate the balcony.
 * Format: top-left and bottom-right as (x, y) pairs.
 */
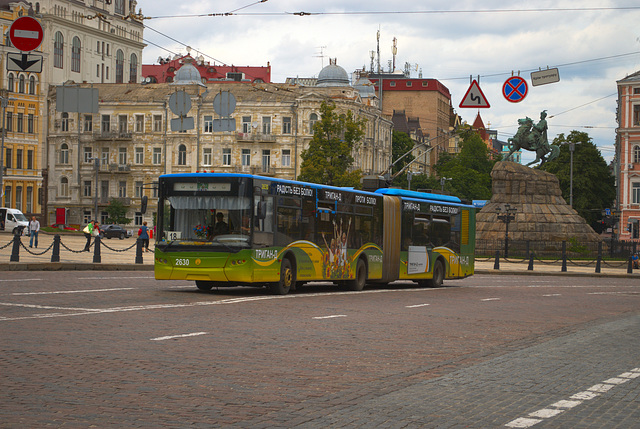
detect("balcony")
(236, 132), (276, 143)
(95, 131), (133, 140)
(109, 164), (131, 173)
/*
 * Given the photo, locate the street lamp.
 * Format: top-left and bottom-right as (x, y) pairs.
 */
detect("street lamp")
(440, 177), (451, 192)
(496, 203), (517, 258)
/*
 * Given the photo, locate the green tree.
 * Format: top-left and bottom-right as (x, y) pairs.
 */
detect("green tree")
(540, 131), (615, 227)
(433, 127), (497, 200)
(298, 101), (366, 187)
(105, 199), (132, 225)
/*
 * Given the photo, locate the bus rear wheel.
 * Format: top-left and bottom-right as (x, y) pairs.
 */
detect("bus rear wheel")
(425, 260), (445, 288)
(270, 258), (295, 295)
(346, 258), (367, 291)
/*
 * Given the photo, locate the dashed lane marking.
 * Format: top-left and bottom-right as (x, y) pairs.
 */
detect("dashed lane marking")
(151, 332), (208, 341)
(12, 287), (135, 295)
(312, 315), (347, 320)
(0, 278), (42, 282)
(406, 303), (430, 308)
(481, 298), (501, 301)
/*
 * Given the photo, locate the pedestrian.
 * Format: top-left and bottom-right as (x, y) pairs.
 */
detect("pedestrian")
(139, 221), (150, 252)
(633, 253), (639, 270)
(29, 216), (40, 248)
(83, 220), (95, 251)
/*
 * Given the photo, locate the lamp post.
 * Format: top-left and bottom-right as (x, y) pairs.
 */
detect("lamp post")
(496, 203), (517, 258)
(440, 177), (451, 192)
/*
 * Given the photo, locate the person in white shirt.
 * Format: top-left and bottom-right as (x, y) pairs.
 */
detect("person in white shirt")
(29, 216), (40, 248)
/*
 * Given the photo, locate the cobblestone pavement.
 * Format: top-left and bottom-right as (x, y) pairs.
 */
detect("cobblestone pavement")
(0, 272), (638, 427)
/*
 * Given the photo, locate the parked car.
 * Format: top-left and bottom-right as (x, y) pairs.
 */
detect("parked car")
(101, 225), (132, 239)
(50, 223), (79, 231)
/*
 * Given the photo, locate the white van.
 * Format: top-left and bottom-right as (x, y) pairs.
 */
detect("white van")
(0, 207), (29, 234)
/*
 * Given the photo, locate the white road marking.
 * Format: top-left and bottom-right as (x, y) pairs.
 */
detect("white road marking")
(0, 278), (42, 282)
(151, 332), (208, 341)
(505, 367), (640, 428)
(481, 298), (501, 301)
(406, 303), (430, 308)
(13, 288), (135, 296)
(542, 294), (561, 297)
(312, 315), (347, 320)
(77, 276), (153, 280)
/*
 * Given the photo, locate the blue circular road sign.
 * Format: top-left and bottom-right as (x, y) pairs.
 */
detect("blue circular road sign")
(502, 76), (528, 103)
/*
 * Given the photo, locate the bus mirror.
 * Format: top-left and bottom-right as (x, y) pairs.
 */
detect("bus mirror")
(141, 195), (148, 214)
(257, 201), (267, 220)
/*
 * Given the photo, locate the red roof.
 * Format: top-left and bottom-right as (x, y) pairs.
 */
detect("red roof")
(368, 78), (451, 99)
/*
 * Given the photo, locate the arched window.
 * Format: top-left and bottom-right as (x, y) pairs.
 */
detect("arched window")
(29, 76), (36, 95)
(60, 177), (69, 197)
(115, 50), (124, 83)
(129, 53), (138, 83)
(54, 31), (64, 68)
(634, 145), (640, 164)
(71, 36), (81, 73)
(309, 113), (318, 134)
(18, 75), (25, 93)
(7, 73), (14, 92)
(178, 144), (187, 165)
(60, 143), (69, 164)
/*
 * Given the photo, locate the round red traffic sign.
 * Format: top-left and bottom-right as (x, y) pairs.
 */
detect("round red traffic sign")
(9, 16), (43, 52)
(502, 76), (528, 103)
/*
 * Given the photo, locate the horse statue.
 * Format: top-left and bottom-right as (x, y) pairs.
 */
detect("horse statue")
(505, 111), (559, 167)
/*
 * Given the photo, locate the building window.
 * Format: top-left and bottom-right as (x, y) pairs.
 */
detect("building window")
(83, 211), (91, 224)
(18, 75), (25, 93)
(634, 145), (640, 164)
(101, 147), (109, 166)
(153, 115), (162, 132)
(241, 149), (251, 167)
(222, 148), (231, 166)
(129, 53), (138, 83)
(84, 181), (92, 197)
(634, 182), (640, 204)
(114, 0), (125, 15)
(101, 115), (110, 132)
(134, 211), (142, 226)
(406, 81), (412, 87)
(71, 36), (81, 73)
(60, 144), (69, 164)
(204, 115), (213, 133)
(119, 147), (127, 165)
(54, 32), (64, 68)
(5, 148), (11, 168)
(309, 113), (318, 134)
(101, 181), (109, 202)
(635, 105), (640, 127)
(84, 147), (93, 163)
(135, 115), (144, 132)
(60, 177), (69, 197)
(4, 186), (10, 207)
(203, 147), (212, 166)
(118, 115), (127, 134)
(28, 114), (34, 134)
(282, 149), (291, 167)
(61, 113), (69, 132)
(28, 76), (36, 94)
(16, 149), (23, 169)
(15, 186), (22, 211)
(390, 81), (396, 87)
(84, 115), (92, 132)
(178, 144), (187, 165)
(635, 88), (640, 94)
(26, 186), (32, 213)
(262, 150), (270, 173)
(116, 50), (124, 83)
(135, 147), (143, 164)
(5, 112), (12, 132)
(153, 147), (162, 165)
(7, 73), (14, 92)
(262, 117), (271, 134)
(283, 117), (292, 134)
(27, 150), (33, 169)
(16, 113), (23, 133)
(242, 116), (251, 133)
(135, 181), (143, 198)
(118, 181), (126, 198)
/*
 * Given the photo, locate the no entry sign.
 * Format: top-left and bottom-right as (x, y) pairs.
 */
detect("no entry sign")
(9, 16), (43, 52)
(502, 76), (528, 103)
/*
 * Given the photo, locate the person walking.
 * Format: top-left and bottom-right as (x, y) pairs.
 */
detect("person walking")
(29, 216), (40, 248)
(83, 220), (95, 251)
(139, 221), (150, 252)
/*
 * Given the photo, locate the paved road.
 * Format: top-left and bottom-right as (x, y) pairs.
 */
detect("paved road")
(1, 273), (638, 427)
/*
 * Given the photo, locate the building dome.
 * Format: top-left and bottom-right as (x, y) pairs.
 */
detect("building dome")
(354, 77), (375, 97)
(317, 59), (350, 87)
(172, 58), (205, 86)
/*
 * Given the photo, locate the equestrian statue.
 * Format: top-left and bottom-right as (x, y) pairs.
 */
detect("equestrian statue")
(505, 111), (560, 167)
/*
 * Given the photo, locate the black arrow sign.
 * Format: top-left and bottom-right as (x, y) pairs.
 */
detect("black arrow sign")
(10, 53), (39, 71)
(6, 52), (42, 72)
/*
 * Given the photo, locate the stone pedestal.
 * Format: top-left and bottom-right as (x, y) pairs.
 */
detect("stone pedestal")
(476, 161), (600, 243)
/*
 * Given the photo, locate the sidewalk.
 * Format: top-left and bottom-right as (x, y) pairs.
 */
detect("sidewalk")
(0, 231), (637, 277)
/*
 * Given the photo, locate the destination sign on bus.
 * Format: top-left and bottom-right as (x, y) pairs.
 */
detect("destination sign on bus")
(275, 184), (313, 197)
(174, 182), (231, 192)
(403, 201), (460, 215)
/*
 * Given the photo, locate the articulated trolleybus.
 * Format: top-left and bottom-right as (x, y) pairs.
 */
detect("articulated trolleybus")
(154, 173), (475, 294)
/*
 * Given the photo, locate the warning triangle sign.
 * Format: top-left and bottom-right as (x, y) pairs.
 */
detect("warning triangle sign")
(459, 79), (490, 108)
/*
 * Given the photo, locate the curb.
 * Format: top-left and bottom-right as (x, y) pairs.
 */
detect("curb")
(0, 263), (154, 271)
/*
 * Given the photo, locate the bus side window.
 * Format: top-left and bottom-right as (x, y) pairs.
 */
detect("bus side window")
(254, 196), (274, 246)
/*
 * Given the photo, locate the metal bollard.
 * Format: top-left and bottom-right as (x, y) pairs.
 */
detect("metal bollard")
(595, 241), (602, 273)
(561, 241), (567, 272)
(93, 235), (102, 263)
(493, 250), (500, 270)
(51, 235), (61, 263)
(628, 256), (633, 274)
(528, 252), (534, 271)
(135, 237), (143, 264)
(10, 234), (21, 262)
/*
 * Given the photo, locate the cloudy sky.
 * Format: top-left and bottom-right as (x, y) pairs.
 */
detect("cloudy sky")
(138, 1), (640, 164)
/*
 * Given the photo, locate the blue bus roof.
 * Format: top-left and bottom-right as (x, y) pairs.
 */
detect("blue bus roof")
(374, 188), (461, 204)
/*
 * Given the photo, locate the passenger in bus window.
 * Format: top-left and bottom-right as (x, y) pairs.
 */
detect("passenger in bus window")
(214, 212), (230, 235)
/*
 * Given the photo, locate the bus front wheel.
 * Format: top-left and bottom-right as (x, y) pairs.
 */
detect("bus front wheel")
(346, 258), (367, 291)
(270, 258), (295, 295)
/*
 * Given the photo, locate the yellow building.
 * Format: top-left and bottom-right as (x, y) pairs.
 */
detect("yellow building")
(0, 2), (43, 217)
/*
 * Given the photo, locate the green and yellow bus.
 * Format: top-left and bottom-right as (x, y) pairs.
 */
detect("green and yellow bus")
(154, 173), (475, 294)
